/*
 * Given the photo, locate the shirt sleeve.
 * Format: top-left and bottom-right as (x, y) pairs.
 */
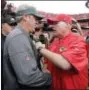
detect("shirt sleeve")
(60, 38), (88, 72)
(8, 35), (51, 87)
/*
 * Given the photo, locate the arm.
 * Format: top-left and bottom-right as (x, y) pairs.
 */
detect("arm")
(8, 35), (51, 87)
(38, 38), (88, 72)
(39, 48), (71, 70)
(76, 22), (83, 36)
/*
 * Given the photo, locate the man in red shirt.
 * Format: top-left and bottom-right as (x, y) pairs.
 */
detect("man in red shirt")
(36, 14), (88, 90)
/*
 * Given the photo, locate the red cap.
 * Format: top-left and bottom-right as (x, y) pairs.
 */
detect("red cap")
(47, 14), (72, 24)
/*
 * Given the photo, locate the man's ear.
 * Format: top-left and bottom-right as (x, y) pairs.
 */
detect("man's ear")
(23, 15), (30, 21)
(67, 24), (72, 29)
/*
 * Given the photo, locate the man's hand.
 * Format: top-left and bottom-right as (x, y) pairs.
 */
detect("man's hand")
(35, 42), (45, 49)
(43, 69), (50, 73)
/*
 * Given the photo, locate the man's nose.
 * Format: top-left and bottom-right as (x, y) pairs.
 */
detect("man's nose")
(35, 20), (39, 24)
(35, 22), (38, 28)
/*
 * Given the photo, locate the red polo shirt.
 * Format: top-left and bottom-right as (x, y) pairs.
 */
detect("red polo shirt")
(45, 32), (88, 90)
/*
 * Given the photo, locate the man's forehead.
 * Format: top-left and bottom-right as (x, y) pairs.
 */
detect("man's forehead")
(2, 23), (9, 26)
(52, 21), (68, 26)
(57, 21), (68, 25)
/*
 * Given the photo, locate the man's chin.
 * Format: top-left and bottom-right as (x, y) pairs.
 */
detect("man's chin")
(29, 30), (33, 33)
(29, 28), (35, 33)
(53, 33), (58, 37)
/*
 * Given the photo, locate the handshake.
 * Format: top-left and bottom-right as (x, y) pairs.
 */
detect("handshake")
(35, 42), (45, 51)
(35, 42), (50, 73)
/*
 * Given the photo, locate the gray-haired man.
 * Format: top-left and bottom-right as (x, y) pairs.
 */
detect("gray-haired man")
(3, 5), (51, 90)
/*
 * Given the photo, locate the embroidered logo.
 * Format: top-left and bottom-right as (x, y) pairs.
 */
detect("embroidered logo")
(26, 56), (30, 61)
(59, 46), (67, 52)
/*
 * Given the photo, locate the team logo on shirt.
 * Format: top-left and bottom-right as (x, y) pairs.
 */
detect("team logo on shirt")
(26, 56), (30, 61)
(59, 46), (67, 52)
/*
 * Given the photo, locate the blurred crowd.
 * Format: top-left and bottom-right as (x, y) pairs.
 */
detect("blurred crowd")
(1, 1), (89, 90)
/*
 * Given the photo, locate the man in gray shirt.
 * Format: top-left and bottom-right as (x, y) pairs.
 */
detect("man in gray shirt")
(3, 5), (51, 90)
